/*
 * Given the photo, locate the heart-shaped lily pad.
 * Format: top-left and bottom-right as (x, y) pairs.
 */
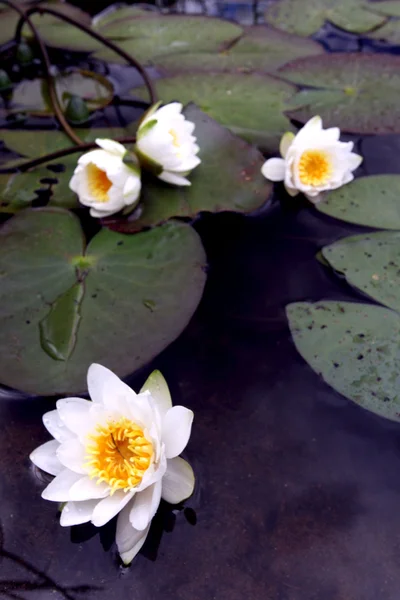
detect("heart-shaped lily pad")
(0, 209), (206, 395)
(280, 54), (400, 134)
(9, 70), (113, 117)
(265, 0), (386, 36)
(132, 73), (296, 152)
(322, 232), (400, 312)
(287, 301), (400, 421)
(367, 0), (400, 17)
(105, 104), (271, 233)
(94, 15), (242, 64)
(316, 176), (400, 229)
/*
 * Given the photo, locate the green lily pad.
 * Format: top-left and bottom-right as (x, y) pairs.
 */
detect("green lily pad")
(367, 19), (400, 44)
(10, 70), (113, 117)
(93, 5), (158, 29)
(133, 73), (296, 152)
(105, 104), (271, 233)
(322, 232), (400, 312)
(1, 127), (126, 159)
(287, 301), (400, 422)
(265, 0), (386, 36)
(93, 15), (242, 64)
(280, 54), (400, 134)
(0, 209), (206, 395)
(316, 176), (400, 229)
(367, 0), (400, 17)
(0, 10), (20, 46)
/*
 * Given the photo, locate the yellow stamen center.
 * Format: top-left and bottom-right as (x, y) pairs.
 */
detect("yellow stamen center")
(298, 149), (332, 186)
(169, 128), (180, 148)
(85, 417), (153, 493)
(87, 163), (112, 202)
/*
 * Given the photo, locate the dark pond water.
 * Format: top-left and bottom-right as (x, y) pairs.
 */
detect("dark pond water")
(2, 2), (400, 600)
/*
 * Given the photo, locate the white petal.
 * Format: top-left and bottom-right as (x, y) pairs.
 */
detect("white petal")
(89, 207), (116, 218)
(95, 138), (126, 156)
(261, 158), (286, 182)
(91, 490), (135, 527)
(162, 406), (194, 459)
(87, 363), (137, 414)
(306, 192), (324, 204)
(41, 469), (82, 502)
(56, 397), (92, 437)
(42, 410), (74, 443)
(140, 370), (172, 419)
(348, 153), (363, 170)
(60, 500), (99, 527)
(56, 439), (87, 474)
(162, 457), (195, 504)
(129, 480), (162, 531)
(153, 102), (183, 120)
(158, 171), (191, 186)
(68, 476), (110, 501)
(30, 440), (62, 476)
(295, 115), (322, 144)
(279, 132), (295, 158)
(284, 184), (300, 197)
(116, 501), (150, 565)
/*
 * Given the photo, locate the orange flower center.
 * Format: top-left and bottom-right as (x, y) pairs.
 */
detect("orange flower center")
(85, 417), (153, 493)
(298, 150), (332, 186)
(87, 163), (112, 202)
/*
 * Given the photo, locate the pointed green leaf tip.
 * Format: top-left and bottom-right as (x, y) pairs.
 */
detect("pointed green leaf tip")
(137, 118), (158, 141)
(140, 370), (172, 415)
(122, 151), (141, 176)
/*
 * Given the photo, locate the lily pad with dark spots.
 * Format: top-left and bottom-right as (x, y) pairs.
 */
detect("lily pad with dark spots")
(280, 54), (400, 134)
(0, 208), (207, 395)
(287, 301), (400, 422)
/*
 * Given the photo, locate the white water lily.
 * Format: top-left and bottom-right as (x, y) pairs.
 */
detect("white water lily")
(30, 365), (194, 565)
(261, 116), (363, 203)
(136, 102), (201, 186)
(69, 139), (141, 217)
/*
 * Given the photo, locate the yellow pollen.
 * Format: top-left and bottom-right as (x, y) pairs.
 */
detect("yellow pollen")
(85, 417), (153, 493)
(169, 128), (180, 148)
(87, 163), (112, 202)
(298, 149), (332, 186)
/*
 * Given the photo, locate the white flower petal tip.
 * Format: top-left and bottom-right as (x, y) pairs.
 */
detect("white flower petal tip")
(68, 140), (141, 218)
(264, 116), (363, 200)
(136, 102), (201, 186)
(30, 363), (194, 563)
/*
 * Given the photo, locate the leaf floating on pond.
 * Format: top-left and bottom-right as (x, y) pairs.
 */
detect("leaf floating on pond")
(287, 301), (400, 422)
(0, 209), (207, 396)
(280, 54), (400, 134)
(367, 0), (400, 17)
(316, 176), (400, 229)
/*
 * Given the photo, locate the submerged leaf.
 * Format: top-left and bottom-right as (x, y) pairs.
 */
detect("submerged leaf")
(287, 301), (400, 422)
(0, 209), (206, 395)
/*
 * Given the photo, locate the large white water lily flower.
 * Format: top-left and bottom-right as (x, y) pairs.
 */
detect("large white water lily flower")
(261, 116), (363, 203)
(69, 139), (141, 218)
(135, 102), (201, 186)
(30, 365), (195, 565)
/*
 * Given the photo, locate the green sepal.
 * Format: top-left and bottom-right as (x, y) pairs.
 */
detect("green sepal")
(134, 146), (163, 176)
(122, 150), (141, 176)
(137, 101), (162, 128)
(137, 118), (157, 141)
(64, 95), (90, 125)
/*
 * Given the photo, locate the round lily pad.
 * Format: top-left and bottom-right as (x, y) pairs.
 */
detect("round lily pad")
(105, 104), (271, 233)
(93, 5), (158, 29)
(10, 70), (113, 117)
(287, 301), (400, 422)
(316, 176), (400, 229)
(322, 232), (400, 312)
(280, 54), (400, 134)
(0, 209), (207, 395)
(367, 0), (400, 17)
(265, 0), (386, 36)
(133, 73), (296, 152)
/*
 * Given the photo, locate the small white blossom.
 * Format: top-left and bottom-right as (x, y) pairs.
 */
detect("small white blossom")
(136, 102), (201, 186)
(261, 116), (363, 203)
(30, 365), (195, 565)
(69, 139), (141, 217)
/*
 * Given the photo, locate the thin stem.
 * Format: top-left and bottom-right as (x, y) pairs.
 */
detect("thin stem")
(15, 6), (157, 105)
(1, 0), (84, 145)
(0, 137), (137, 173)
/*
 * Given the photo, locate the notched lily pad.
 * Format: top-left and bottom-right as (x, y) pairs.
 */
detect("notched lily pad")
(0, 209), (207, 395)
(265, 0), (386, 36)
(133, 73), (296, 152)
(105, 104), (272, 233)
(287, 301), (400, 422)
(322, 231), (400, 312)
(280, 54), (400, 134)
(316, 175), (400, 229)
